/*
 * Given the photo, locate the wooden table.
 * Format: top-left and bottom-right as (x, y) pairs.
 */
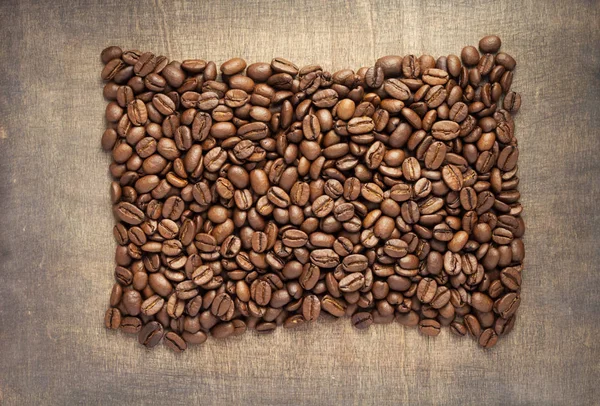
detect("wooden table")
(1, 0), (599, 404)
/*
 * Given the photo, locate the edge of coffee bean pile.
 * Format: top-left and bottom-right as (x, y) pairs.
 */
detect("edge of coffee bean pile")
(101, 35), (524, 352)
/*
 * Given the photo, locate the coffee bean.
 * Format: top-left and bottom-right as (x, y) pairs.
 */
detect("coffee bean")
(141, 295), (164, 316)
(450, 321), (467, 336)
(418, 319), (441, 336)
(464, 314), (482, 338)
(365, 65), (384, 88)
(310, 249), (340, 268)
(479, 35), (502, 53)
(351, 312), (374, 329)
(192, 265), (213, 286)
(120, 316), (142, 334)
(402, 55), (421, 78)
(402, 157), (421, 181)
(312, 195), (334, 217)
(347, 116), (375, 134)
(127, 99), (148, 126)
(162, 331), (187, 352)
(252, 280), (272, 306)
(101, 58), (125, 81)
(471, 292), (494, 313)
(339, 273), (365, 293)
(211, 293), (233, 317)
(138, 321), (164, 348)
(442, 164), (464, 191)
(383, 239), (408, 258)
(500, 266), (522, 291)
(282, 229), (308, 248)
(417, 278), (437, 303)
(341, 254), (368, 273)
(431, 120), (460, 140)
(361, 183), (384, 203)
(321, 295), (346, 317)
(478, 328), (498, 348)
(104, 308), (122, 330)
(495, 292), (521, 319)
(461, 46), (480, 66)
(302, 295), (321, 321)
(495, 52), (516, 70)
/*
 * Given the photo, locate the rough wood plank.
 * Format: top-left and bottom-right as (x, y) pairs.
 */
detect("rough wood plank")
(0, 0), (599, 404)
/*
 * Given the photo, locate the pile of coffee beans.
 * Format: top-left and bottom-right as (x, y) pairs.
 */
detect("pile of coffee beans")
(101, 35), (523, 351)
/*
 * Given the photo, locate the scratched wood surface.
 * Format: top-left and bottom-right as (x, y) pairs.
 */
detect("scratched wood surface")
(0, 0), (599, 404)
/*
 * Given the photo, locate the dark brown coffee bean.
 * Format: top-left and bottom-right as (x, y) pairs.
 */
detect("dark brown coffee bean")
(114, 202), (144, 225)
(138, 321), (164, 348)
(461, 46), (480, 66)
(282, 229), (308, 248)
(312, 195), (334, 217)
(361, 183), (384, 203)
(301, 295), (321, 321)
(310, 249), (340, 268)
(464, 314), (482, 338)
(351, 312), (374, 329)
(442, 164), (463, 191)
(495, 52), (516, 70)
(101, 58), (125, 81)
(211, 293), (233, 317)
(192, 265), (213, 286)
(127, 99), (148, 126)
(431, 120), (460, 141)
(479, 35), (502, 53)
(365, 65), (384, 88)
(471, 292), (494, 313)
(321, 295), (346, 317)
(500, 266), (522, 291)
(402, 55), (421, 78)
(120, 316), (142, 334)
(495, 292), (521, 319)
(497, 146), (519, 171)
(163, 331), (187, 352)
(417, 278), (437, 303)
(478, 328), (498, 348)
(104, 308), (122, 330)
(347, 116), (375, 134)
(339, 273), (365, 293)
(418, 319), (441, 336)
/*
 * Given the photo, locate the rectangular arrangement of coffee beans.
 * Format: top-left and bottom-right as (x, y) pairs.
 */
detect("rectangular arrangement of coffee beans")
(101, 35), (523, 351)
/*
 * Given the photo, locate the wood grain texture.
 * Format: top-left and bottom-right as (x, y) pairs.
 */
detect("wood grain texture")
(0, 0), (599, 404)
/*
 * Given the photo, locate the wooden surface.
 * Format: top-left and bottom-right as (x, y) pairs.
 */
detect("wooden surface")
(1, 0), (599, 404)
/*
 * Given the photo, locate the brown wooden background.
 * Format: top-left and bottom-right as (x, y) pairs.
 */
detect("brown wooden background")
(1, 0), (599, 404)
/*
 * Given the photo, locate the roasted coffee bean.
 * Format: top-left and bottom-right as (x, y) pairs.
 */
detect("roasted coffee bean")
(114, 202), (145, 225)
(102, 36), (522, 348)
(479, 35), (502, 53)
(104, 308), (122, 330)
(431, 120), (460, 140)
(302, 295), (321, 321)
(471, 292), (494, 313)
(442, 164), (464, 191)
(141, 295), (165, 316)
(164, 331), (187, 352)
(478, 328), (498, 348)
(138, 321), (164, 348)
(351, 312), (374, 329)
(321, 295), (346, 317)
(339, 273), (365, 293)
(417, 278), (437, 304)
(120, 316), (142, 334)
(418, 319), (441, 336)
(495, 292), (521, 319)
